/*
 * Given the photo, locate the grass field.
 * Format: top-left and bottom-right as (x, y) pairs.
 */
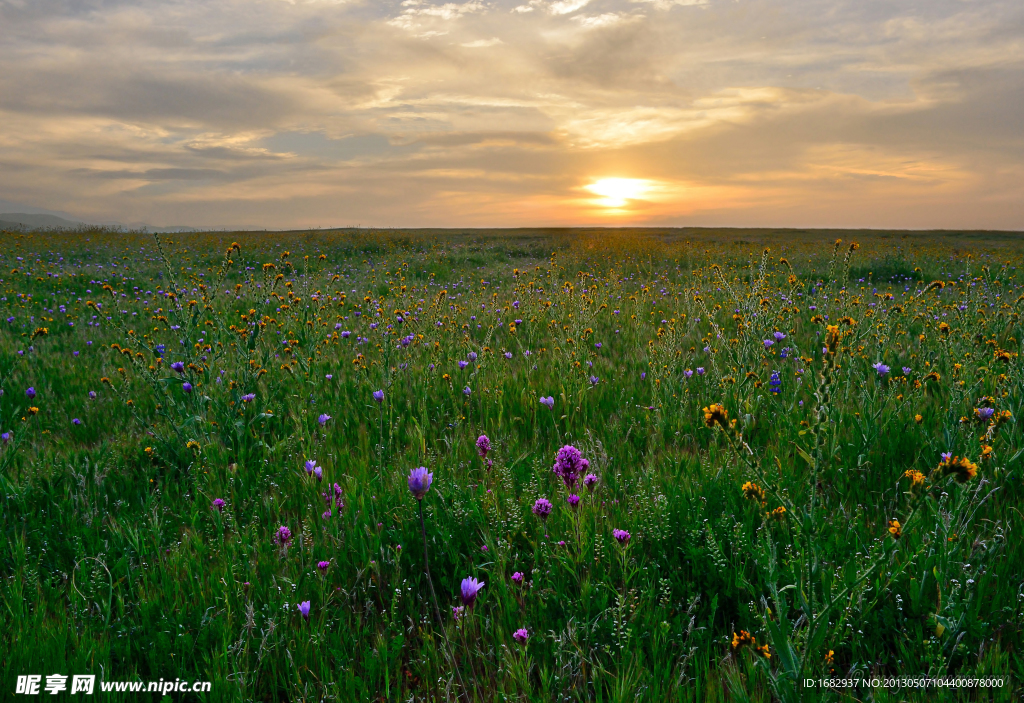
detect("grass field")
(2, 226), (1023, 701)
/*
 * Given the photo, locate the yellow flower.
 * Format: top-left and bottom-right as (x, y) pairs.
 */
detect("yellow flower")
(903, 469), (926, 486)
(741, 481), (766, 506)
(28, 406), (39, 415)
(937, 455), (978, 483)
(702, 404), (729, 429)
(887, 519), (902, 539)
(914, 414), (923, 423)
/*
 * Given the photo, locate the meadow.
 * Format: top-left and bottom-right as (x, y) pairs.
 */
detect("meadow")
(1, 226), (1023, 702)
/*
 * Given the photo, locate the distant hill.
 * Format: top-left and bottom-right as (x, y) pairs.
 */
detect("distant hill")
(0, 212), (88, 230)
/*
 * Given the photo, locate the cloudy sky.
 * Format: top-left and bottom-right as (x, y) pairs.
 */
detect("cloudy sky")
(0, 0), (1022, 229)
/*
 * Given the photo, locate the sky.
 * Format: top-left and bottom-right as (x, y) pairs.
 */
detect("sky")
(0, 0), (1022, 230)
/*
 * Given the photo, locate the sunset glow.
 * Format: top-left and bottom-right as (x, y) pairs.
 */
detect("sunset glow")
(0, 0), (1021, 229)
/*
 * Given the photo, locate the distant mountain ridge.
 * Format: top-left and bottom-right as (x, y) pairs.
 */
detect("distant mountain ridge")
(0, 204), (199, 233)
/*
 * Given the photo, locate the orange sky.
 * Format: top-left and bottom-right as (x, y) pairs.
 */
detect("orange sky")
(0, 0), (1022, 229)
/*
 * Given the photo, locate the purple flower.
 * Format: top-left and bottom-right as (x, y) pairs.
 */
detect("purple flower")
(468, 352), (478, 361)
(872, 362), (890, 376)
(373, 389), (384, 403)
(977, 407), (995, 421)
(941, 452), (952, 462)
(567, 494), (580, 509)
(504, 352), (513, 359)
(552, 445), (589, 489)
(305, 459), (318, 475)
(532, 498), (553, 521)
(275, 526), (292, 546)
(452, 605), (465, 621)
(317, 560), (330, 573)
(341, 330), (351, 339)
(25, 387), (35, 399)
(325, 374), (333, 380)
(408, 467), (433, 499)
(71, 418), (81, 426)
(763, 339), (774, 348)
(902, 367), (912, 376)
(513, 628), (529, 645)
(321, 509), (332, 519)
(540, 396), (554, 409)
(460, 577), (485, 607)
(773, 331), (786, 341)
(73, 351), (80, 357)
(641, 372), (646, 380)
(589, 375), (599, 386)
(583, 473), (599, 492)
(476, 434), (491, 458)
(182, 382), (193, 393)
(312, 467), (323, 482)
(511, 571), (524, 585)
(88, 391), (97, 399)
(298, 601), (311, 620)
(684, 369), (693, 379)
(318, 413), (332, 426)
(241, 393), (256, 403)
(696, 367), (706, 376)
(212, 498), (225, 511)
(458, 360), (469, 369)
(613, 529), (631, 545)
(463, 386), (472, 396)
(170, 361), (185, 374)
(1, 432), (10, 444)
(595, 342), (602, 349)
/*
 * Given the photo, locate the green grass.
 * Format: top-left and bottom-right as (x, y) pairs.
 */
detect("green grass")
(1, 227), (1022, 701)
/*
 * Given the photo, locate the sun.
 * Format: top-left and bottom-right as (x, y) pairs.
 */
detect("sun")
(584, 178), (652, 208)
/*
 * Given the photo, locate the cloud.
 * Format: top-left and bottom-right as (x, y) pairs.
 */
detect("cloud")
(0, 0), (1020, 228)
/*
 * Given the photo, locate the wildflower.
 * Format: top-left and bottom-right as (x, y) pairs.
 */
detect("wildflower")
(312, 466), (322, 482)
(513, 628), (529, 645)
(937, 454), (978, 483)
(317, 561), (330, 573)
(567, 494), (580, 509)
(742, 481), (766, 506)
(408, 467), (433, 499)
(25, 387), (36, 399)
(182, 382), (193, 393)
(914, 414), (923, 423)
(769, 506), (786, 521)
(463, 386), (472, 396)
(89, 391), (97, 399)
(540, 396), (555, 409)
(925, 371), (941, 382)
(731, 630), (756, 652)
(27, 406), (39, 415)
(612, 529), (631, 545)
(275, 526), (292, 546)
(902, 366), (912, 376)
(170, 361), (185, 374)
(511, 571), (524, 585)
(903, 469), (926, 487)
(825, 325), (841, 352)
(773, 331), (786, 341)
(504, 351), (513, 359)
(979, 444), (993, 461)
(872, 362), (890, 376)
(589, 375), (599, 385)
(305, 459), (318, 475)
(452, 605), (465, 621)
(476, 434), (491, 458)
(702, 403), (728, 429)
(887, 519), (902, 539)
(372, 389), (384, 403)
(321, 509), (332, 519)
(552, 445), (588, 489)
(458, 360), (469, 369)
(185, 439), (200, 450)
(212, 498), (225, 511)
(583, 473), (599, 492)
(684, 369), (693, 379)
(532, 498), (553, 521)
(298, 601), (311, 620)
(460, 577), (485, 607)
(768, 371), (781, 394)
(1, 432), (10, 444)
(763, 339), (774, 348)
(318, 413), (331, 425)
(974, 407), (995, 422)
(468, 352), (478, 361)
